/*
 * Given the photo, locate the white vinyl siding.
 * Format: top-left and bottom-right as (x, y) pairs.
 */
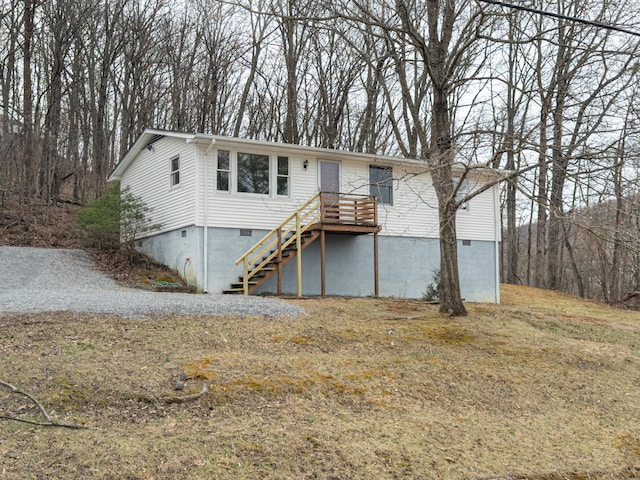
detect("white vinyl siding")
(199, 151), (497, 242)
(338, 160), (497, 241)
(124, 136), (498, 243)
(455, 180), (499, 241)
(120, 136), (196, 235)
(203, 149), (318, 230)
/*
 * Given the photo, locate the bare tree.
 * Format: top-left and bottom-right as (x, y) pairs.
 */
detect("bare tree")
(267, 0), (317, 144)
(518, 0), (640, 292)
(117, 0), (167, 156)
(39, 0), (81, 204)
(351, 28), (391, 154)
(21, 0), (35, 226)
(233, 0), (272, 138)
(0, 0), (21, 201)
(330, 0), (494, 316)
(307, 25), (363, 149)
(196, 2), (244, 135)
(87, 0), (128, 196)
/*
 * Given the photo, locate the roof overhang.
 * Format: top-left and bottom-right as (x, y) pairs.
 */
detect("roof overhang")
(108, 129), (197, 181)
(108, 128), (506, 182)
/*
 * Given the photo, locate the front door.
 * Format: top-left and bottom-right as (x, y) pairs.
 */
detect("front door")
(319, 160), (340, 193)
(319, 160), (340, 220)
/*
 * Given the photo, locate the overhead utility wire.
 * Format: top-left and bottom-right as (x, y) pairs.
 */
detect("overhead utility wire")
(477, 0), (640, 38)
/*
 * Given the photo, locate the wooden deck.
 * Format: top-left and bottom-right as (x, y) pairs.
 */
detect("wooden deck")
(310, 193), (381, 234)
(225, 192), (380, 296)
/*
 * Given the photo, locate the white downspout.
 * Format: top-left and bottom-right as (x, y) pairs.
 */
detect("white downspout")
(494, 183), (501, 303)
(202, 139), (216, 293)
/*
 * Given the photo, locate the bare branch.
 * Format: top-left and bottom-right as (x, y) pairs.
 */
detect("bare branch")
(0, 380), (97, 430)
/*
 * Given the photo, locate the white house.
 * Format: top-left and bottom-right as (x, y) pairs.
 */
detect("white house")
(108, 129), (502, 302)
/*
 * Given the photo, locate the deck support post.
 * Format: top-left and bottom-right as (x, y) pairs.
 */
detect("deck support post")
(243, 260), (249, 295)
(321, 229), (326, 297)
(374, 231), (379, 297)
(296, 212), (302, 297)
(277, 228), (282, 295)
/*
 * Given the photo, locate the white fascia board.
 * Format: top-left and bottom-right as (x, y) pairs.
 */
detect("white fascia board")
(108, 129), (197, 181)
(209, 136), (392, 164)
(109, 129), (506, 181)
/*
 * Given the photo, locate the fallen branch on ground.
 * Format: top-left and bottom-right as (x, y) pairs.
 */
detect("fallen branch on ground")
(0, 380), (97, 430)
(160, 384), (209, 404)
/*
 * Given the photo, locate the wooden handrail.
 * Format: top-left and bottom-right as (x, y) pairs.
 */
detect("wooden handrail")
(235, 192), (320, 265)
(235, 193), (322, 294)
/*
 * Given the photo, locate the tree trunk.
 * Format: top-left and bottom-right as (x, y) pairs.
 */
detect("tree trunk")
(355, 57), (384, 154)
(281, 4), (300, 144)
(234, 34), (262, 137)
(533, 31), (549, 289)
(1, 2), (18, 137)
(437, 191), (466, 316)
(547, 85), (568, 291)
(42, 12), (66, 204)
(504, 34), (518, 284)
(21, 0), (35, 230)
(391, 0), (468, 316)
(431, 85), (466, 317)
(561, 219), (584, 297)
(533, 120), (548, 288)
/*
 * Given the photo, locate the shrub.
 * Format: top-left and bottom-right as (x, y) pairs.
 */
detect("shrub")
(422, 268), (441, 302)
(77, 182), (161, 260)
(77, 183), (121, 251)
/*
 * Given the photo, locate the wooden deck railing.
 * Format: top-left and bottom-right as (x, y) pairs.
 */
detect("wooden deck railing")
(319, 193), (378, 226)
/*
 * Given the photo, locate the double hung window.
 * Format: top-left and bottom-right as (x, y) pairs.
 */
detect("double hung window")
(170, 157), (180, 187)
(217, 150), (230, 191)
(277, 156), (289, 196)
(454, 177), (468, 210)
(369, 165), (393, 205)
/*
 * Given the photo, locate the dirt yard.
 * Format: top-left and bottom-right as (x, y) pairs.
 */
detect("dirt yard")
(1, 285), (639, 479)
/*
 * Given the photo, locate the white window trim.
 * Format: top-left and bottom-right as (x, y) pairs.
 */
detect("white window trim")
(454, 177), (469, 212)
(213, 149), (291, 198)
(170, 156), (180, 189)
(215, 149), (231, 193)
(275, 156), (290, 197)
(369, 164), (394, 206)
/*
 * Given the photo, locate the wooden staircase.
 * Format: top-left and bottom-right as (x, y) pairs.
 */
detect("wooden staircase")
(223, 230), (321, 294)
(223, 192), (379, 296)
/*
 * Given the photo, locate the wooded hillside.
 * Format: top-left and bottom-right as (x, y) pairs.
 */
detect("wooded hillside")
(1, 0), (639, 303)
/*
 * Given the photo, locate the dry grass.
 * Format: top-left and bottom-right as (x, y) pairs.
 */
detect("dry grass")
(1, 285), (640, 479)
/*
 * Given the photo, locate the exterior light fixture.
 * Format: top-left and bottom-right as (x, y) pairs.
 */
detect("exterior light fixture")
(303, 159), (309, 170)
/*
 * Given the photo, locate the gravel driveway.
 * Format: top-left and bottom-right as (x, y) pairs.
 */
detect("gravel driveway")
(0, 246), (304, 318)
